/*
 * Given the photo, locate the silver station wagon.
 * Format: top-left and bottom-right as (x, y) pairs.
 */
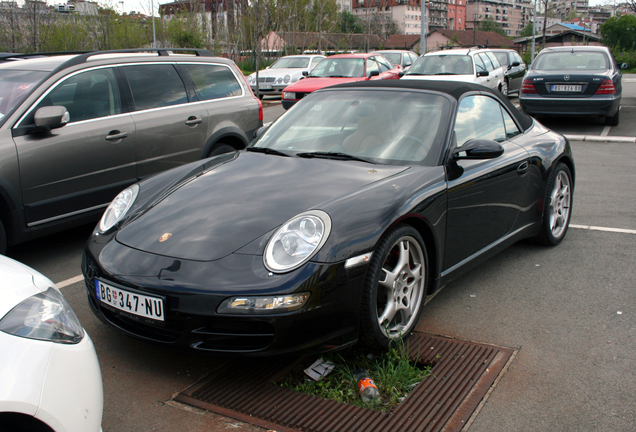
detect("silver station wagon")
(0, 49), (262, 253)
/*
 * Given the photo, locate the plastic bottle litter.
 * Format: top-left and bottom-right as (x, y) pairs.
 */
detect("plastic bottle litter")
(355, 369), (380, 404)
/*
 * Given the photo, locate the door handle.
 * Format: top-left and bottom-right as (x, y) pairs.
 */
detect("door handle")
(105, 131), (128, 141)
(517, 161), (529, 175)
(185, 116), (203, 126)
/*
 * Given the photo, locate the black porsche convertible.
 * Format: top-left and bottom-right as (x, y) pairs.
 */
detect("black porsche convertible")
(82, 80), (574, 355)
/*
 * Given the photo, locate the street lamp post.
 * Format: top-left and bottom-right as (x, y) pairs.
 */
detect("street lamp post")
(473, 13), (477, 45)
(420, 0), (427, 55)
(151, 0), (157, 48)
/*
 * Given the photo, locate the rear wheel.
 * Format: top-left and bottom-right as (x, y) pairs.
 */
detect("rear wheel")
(535, 162), (573, 246)
(359, 224), (428, 350)
(605, 109), (619, 126)
(501, 79), (509, 97)
(206, 143), (236, 158)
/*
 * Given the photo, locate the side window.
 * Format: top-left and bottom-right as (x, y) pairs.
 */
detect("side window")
(180, 64), (242, 101)
(122, 64), (188, 111)
(366, 59), (380, 76)
(478, 53), (494, 71)
(473, 54), (486, 73)
(501, 106), (521, 139)
(376, 56), (392, 71)
(33, 68), (121, 123)
(485, 51), (501, 68)
(454, 95), (507, 147)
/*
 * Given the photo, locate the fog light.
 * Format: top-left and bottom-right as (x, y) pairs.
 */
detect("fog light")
(217, 293), (310, 314)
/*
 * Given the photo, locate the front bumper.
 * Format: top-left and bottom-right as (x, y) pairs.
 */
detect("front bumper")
(281, 100), (298, 110)
(0, 331), (103, 431)
(83, 233), (367, 356)
(520, 94), (621, 116)
(250, 84), (287, 96)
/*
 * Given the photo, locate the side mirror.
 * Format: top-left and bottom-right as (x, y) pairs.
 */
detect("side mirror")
(398, 71), (405, 77)
(621, 63), (630, 70)
(253, 124), (270, 140)
(367, 70), (380, 79)
(34, 106), (70, 130)
(511, 61), (520, 67)
(302, 70), (309, 76)
(453, 139), (504, 160)
(477, 70), (489, 77)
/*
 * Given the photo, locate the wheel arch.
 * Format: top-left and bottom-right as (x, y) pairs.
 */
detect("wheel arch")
(0, 412), (55, 432)
(201, 126), (250, 158)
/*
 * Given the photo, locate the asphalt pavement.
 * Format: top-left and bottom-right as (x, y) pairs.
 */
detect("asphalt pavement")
(6, 84), (636, 432)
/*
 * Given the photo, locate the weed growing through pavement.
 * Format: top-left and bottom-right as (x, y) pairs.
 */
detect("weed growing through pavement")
(276, 339), (433, 412)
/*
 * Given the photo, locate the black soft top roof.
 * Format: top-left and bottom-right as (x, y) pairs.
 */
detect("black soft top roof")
(324, 79), (534, 132)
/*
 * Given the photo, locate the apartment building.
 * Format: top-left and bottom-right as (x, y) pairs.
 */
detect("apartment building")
(466, 0), (533, 37)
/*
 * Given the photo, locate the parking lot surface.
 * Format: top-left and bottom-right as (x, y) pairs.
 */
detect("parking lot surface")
(6, 79), (636, 432)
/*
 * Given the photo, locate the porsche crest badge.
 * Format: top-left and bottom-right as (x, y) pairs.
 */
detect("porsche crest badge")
(159, 233), (172, 242)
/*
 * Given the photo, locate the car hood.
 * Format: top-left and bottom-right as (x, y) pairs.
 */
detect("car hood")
(0, 255), (52, 318)
(115, 152), (408, 261)
(285, 77), (367, 93)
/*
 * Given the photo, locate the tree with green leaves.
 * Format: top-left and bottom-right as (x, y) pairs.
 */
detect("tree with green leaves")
(339, 11), (363, 34)
(519, 23), (533, 38)
(477, 18), (507, 37)
(600, 14), (636, 51)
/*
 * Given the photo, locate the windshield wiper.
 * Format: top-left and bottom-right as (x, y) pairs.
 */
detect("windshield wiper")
(433, 72), (458, 75)
(246, 147), (291, 157)
(296, 151), (378, 164)
(404, 73), (430, 76)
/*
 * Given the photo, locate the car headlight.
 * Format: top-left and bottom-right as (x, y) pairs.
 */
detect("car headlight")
(0, 287), (84, 344)
(283, 92), (296, 100)
(98, 184), (139, 233)
(264, 210), (331, 273)
(276, 77), (283, 84)
(217, 293), (311, 315)
(248, 75), (256, 84)
(283, 75), (291, 84)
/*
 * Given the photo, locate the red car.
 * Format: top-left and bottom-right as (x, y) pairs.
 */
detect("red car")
(281, 53), (402, 110)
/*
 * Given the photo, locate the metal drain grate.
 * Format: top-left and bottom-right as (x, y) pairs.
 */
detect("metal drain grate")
(174, 333), (514, 432)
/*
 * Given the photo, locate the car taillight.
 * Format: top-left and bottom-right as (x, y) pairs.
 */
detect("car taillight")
(595, 79), (616, 95)
(240, 72), (263, 121)
(521, 78), (538, 94)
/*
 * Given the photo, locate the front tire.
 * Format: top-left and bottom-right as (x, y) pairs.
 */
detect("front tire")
(535, 162), (573, 246)
(501, 79), (509, 97)
(359, 224), (428, 350)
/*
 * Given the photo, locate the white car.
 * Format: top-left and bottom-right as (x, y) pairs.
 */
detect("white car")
(402, 48), (507, 94)
(0, 255), (103, 432)
(247, 54), (325, 98)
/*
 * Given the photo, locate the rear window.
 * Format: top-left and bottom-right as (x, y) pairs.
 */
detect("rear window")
(180, 64), (242, 101)
(534, 51), (609, 71)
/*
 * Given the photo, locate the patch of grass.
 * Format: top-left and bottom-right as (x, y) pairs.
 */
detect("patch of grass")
(276, 340), (433, 412)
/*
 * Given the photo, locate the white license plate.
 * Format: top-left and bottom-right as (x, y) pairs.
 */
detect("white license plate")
(260, 84), (272, 90)
(552, 85), (582, 92)
(95, 279), (164, 322)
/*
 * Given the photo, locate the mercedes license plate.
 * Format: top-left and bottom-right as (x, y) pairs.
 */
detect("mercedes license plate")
(260, 84), (273, 90)
(95, 279), (164, 321)
(552, 85), (582, 92)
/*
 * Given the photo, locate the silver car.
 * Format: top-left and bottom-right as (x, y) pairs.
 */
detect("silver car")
(0, 49), (262, 253)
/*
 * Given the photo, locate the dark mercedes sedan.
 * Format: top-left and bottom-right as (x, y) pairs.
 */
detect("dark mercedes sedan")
(83, 80), (574, 356)
(520, 46), (629, 125)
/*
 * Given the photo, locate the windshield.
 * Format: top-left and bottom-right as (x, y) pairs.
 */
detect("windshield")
(0, 70), (48, 125)
(381, 53), (401, 65)
(407, 55), (474, 76)
(270, 57), (310, 69)
(310, 58), (365, 78)
(252, 89), (450, 165)
(533, 51), (609, 71)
